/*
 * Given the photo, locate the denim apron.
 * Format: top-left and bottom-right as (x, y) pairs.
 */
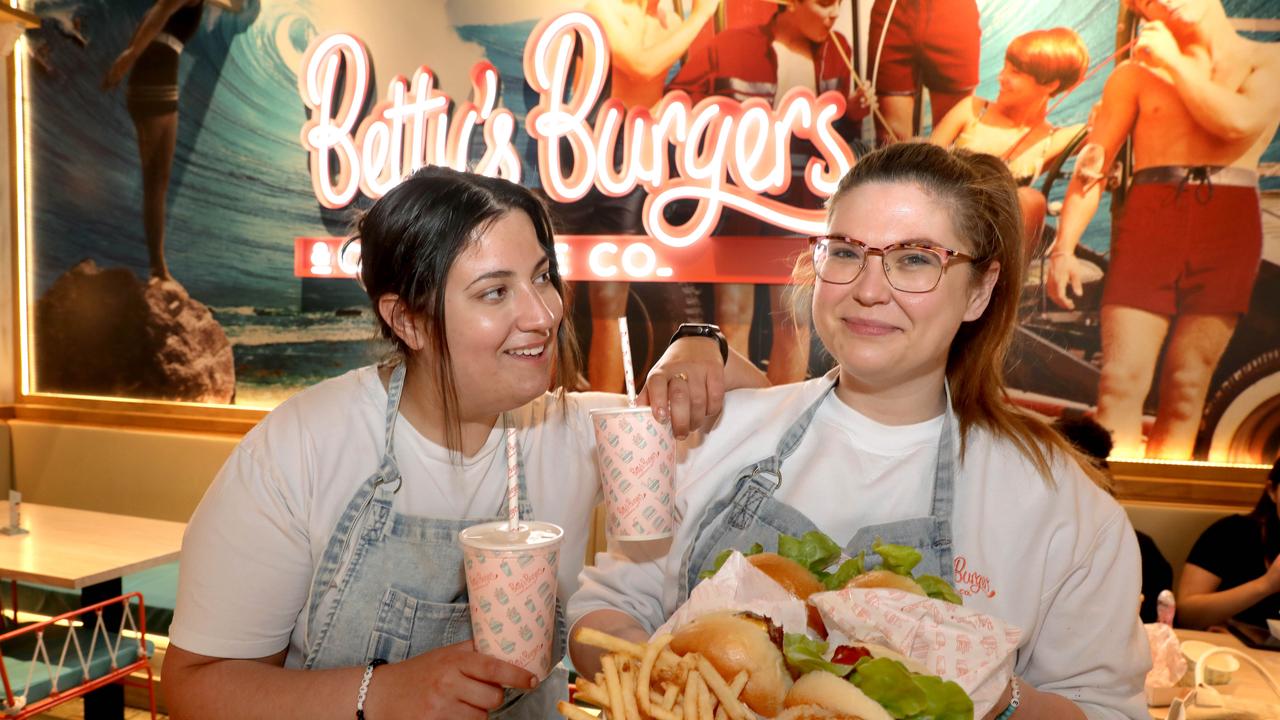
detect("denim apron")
(678, 378), (958, 599)
(301, 363), (567, 718)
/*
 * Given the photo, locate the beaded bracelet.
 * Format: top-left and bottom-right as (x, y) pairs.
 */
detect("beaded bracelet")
(994, 676), (1021, 720)
(356, 658), (387, 719)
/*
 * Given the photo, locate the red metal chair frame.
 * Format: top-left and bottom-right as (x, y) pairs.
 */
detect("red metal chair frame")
(0, 591), (157, 718)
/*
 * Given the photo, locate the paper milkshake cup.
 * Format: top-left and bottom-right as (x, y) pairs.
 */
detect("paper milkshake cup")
(459, 520), (564, 679)
(590, 407), (676, 540)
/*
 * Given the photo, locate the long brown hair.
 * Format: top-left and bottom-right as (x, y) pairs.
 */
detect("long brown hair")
(792, 142), (1108, 488)
(355, 166), (582, 454)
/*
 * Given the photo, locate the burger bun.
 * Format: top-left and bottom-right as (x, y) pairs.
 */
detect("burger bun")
(670, 612), (791, 717)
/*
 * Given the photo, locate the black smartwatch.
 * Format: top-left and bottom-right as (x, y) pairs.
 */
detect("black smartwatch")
(670, 323), (729, 365)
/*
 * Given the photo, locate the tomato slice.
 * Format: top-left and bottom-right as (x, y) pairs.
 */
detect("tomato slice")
(830, 645), (871, 666)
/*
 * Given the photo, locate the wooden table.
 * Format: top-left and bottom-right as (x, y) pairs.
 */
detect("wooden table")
(1149, 629), (1280, 719)
(0, 502), (185, 720)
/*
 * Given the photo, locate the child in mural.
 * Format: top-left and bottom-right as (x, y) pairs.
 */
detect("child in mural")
(668, 0), (853, 384)
(556, 0), (718, 392)
(1050, 0), (1280, 459)
(930, 27), (1090, 262)
(162, 167), (765, 719)
(866, 0), (981, 143)
(102, 0), (205, 282)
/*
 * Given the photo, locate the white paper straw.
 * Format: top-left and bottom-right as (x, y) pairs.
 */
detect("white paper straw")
(618, 316), (637, 406)
(505, 426), (520, 531)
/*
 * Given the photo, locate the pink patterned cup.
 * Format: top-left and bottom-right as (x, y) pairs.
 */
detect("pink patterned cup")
(459, 521), (563, 679)
(590, 407), (676, 540)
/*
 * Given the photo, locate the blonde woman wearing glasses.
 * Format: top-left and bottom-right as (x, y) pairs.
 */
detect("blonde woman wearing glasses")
(568, 143), (1150, 719)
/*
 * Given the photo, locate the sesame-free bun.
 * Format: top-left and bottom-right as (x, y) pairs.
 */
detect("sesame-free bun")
(670, 612), (792, 717)
(747, 553), (828, 636)
(774, 705), (861, 720)
(842, 569), (926, 596)
(784, 670), (894, 720)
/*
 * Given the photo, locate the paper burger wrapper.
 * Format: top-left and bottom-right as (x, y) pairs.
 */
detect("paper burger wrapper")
(810, 587), (1022, 718)
(653, 551), (809, 639)
(1144, 622), (1188, 692)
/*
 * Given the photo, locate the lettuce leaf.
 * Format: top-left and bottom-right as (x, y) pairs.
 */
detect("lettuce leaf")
(849, 657), (974, 720)
(822, 553), (866, 591)
(782, 634), (854, 678)
(871, 539), (922, 576)
(697, 543), (765, 580)
(849, 657), (928, 718)
(916, 574), (964, 605)
(912, 674), (975, 720)
(778, 531), (843, 576)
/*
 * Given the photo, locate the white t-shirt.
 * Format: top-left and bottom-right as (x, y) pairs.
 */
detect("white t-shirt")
(773, 41), (816, 102)
(569, 378), (1151, 720)
(170, 365), (623, 662)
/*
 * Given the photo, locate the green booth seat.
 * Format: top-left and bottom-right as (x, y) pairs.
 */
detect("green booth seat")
(3, 562), (180, 638)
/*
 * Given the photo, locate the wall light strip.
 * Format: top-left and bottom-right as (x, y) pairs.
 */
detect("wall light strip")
(11, 4), (30, 397)
(1110, 456), (1273, 471)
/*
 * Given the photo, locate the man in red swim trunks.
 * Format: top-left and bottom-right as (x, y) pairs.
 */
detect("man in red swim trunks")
(1050, 0), (1280, 459)
(866, 0), (981, 143)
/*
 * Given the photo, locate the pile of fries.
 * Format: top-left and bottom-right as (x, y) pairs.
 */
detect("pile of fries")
(558, 627), (755, 720)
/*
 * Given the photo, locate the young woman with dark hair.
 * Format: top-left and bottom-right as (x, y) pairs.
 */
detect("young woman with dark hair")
(1179, 458), (1280, 629)
(161, 167), (765, 719)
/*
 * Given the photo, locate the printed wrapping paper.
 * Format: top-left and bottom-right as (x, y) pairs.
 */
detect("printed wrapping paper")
(653, 551), (809, 638)
(1144, 622), (1187, 690)
(810, 587), (1022, 718)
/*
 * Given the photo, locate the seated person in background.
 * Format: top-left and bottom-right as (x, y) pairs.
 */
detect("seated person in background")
(1052, 414), (1173, 622)
(1178, 457), (1280, 629)
(930, 27), (1090, 263)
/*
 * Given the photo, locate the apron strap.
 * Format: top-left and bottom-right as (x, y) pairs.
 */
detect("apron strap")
(926, 381), (959, 571)
(382, 363), (407, 459)
(768, 371), (839, 468)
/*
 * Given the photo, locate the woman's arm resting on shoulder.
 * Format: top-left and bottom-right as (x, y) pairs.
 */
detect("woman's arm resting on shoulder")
(568, 609), (652, 680)
(1176, 561), (1280, 629)
(163, 640), (536, 720)
(640, 338), (768, 438)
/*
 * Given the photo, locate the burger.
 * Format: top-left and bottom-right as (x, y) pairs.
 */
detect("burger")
(746, 552), (828, 636)
(700, 532), (963, 628)
(781, 634), (973, 720)
(670, 611), (792, 717)
(669, 612), (973, 720)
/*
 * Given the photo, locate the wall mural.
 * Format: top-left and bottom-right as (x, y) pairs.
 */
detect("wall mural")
(16, 0), (1280, 462)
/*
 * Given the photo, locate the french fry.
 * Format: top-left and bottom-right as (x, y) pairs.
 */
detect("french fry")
(649, 703), (680, 720)
(714, 707), (727, 720)
(558, 700), (601, 720)
(683, 669), (701, 720)
(639, 634), (675, 715)
(728, 671), (748, 699)
(602, 655), (627, 720)
(697, 673), (715, 720)
(576, 627), (680, 668)
(574, 678), (608, 708)
(621, 663), (643, 720)
(661, 683), (680, 710)
(694, 656), (750, 720)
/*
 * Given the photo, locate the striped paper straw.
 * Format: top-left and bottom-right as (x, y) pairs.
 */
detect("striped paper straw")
(618, 316), (637, 406)
(505, 425), (520, 531)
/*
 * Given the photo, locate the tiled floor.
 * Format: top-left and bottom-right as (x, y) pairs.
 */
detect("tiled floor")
(32, 701), (166, 720)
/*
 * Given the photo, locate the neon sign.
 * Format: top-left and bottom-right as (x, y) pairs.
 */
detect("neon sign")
(298, 12), (855, 246)
(298, 35), (520, 209)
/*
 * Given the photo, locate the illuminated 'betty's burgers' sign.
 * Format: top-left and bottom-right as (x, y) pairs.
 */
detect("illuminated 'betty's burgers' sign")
(296, 12), (855, 281)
